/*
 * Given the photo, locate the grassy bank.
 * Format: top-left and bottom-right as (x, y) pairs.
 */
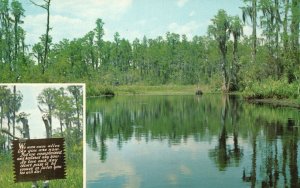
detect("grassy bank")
(86, 81), (300, 108)
(246, 98), (300, 109)
(242, 79), (300, 108)
(0, 151), (82, 188)
(86, 83), (212, 96)
(243, 79), (299, 99)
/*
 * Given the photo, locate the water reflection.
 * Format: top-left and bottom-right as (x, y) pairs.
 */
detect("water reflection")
(209, 95), (244, 171)
(86, 95), (300, 188)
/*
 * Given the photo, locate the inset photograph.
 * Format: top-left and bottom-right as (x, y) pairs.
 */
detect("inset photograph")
(0, 84), (84, 188)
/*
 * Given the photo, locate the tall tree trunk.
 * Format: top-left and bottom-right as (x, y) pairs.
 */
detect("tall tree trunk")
(221, 50), (228, 92)
(42, 1), (50, 74)
(90, 48), (95, 70)
(21, 35), (25, 63)
(251, 138), (257, 188)
(291, 0), (299, 65)
(75, 97), (80, 130)
(0, 106), (3, 130)
(13, 85), (16, 137)
(20, 118), (30, 139)
(252, 0), (257, 63)
(59, 117), (63, 137)
(7, 118), (10, 149)
(282, 140), (288, 187)
(289, 133), (298, 188)
(42, 114), (51, 138)
(283, 0), (289, 52)
(14, 19), (18, 62)
(30, 0), (51, 75)
(232, 35), (239, 91)
(4, 14), (13, 71)
(275, 0), (281, 79)
(48, 107), (52, 136)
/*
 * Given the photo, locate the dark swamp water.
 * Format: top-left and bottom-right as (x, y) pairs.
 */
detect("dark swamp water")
(86, 95), (300, 188)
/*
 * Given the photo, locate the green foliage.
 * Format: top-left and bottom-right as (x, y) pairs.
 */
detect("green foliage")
(37, 86), (84, 138)
(208, 10), (232, 91)
(244, 79), (300, 99)
(0, 133), (6, 148)
(86, 83), (115, 96)
(115, 84), (210, 95)
(0, 0), (299, 100)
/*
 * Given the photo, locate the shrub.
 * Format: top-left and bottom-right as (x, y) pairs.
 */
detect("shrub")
(86, 83), (115, 97)
(243, 79), (299, 99)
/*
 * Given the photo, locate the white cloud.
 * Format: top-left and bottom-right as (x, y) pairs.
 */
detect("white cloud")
(129, 30), (144, 41)
(243, 25), (252, 36)
(242, 25), (263, 38)
(86, 142), (141, 188)
(24, 14), (88, 45)
(168, 21), (200, 39)
(180, 164), (192, 175)
(51, 15), (87, 38)
(24, 0), (133, 45)
(121, 30), (144, 42)
(52, 0), (133, 21)
(167, 174), (178, 185)
(177, 0), (189, 7)
(24, 14), (44, 45)
(102, 28), (143, 42)
(189, 11), (195, 17)
(137, 19), (147, 26)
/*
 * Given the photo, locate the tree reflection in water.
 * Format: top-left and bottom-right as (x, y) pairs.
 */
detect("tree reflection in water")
(86, 95), (300, 187)
(209, 95), (243, 171)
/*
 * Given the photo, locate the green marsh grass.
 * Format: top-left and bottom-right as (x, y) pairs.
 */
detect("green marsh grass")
(243, 79), (300, 100)
(87, 83), (212, 96)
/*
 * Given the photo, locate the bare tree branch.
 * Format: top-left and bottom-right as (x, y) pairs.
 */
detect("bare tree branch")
(30, 0), (51, 74)
(1, 129), (19, 139)
(29, 0), (47, 9)
(38, 105), (47, 113)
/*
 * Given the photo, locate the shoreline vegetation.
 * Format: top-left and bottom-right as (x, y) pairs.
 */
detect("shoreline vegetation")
(86, 84), (211, 96)
(86, 83), (300, 109)
(246, 98), (300, 109)
(243, 79), (300, 108)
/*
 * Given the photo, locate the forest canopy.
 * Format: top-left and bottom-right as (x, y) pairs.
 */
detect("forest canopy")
(0, 0), (299, 98)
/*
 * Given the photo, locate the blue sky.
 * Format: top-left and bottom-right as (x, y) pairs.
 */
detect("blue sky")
(22, 0), (247, 45)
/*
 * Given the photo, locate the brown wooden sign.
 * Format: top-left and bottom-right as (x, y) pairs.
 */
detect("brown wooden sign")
(12, 138), (66, 182)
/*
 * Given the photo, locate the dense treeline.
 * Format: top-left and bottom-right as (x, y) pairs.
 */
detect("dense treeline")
(0, 0), (299, 97)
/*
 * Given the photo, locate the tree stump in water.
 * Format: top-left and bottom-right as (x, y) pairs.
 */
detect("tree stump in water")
(195, 90), (203, 95)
